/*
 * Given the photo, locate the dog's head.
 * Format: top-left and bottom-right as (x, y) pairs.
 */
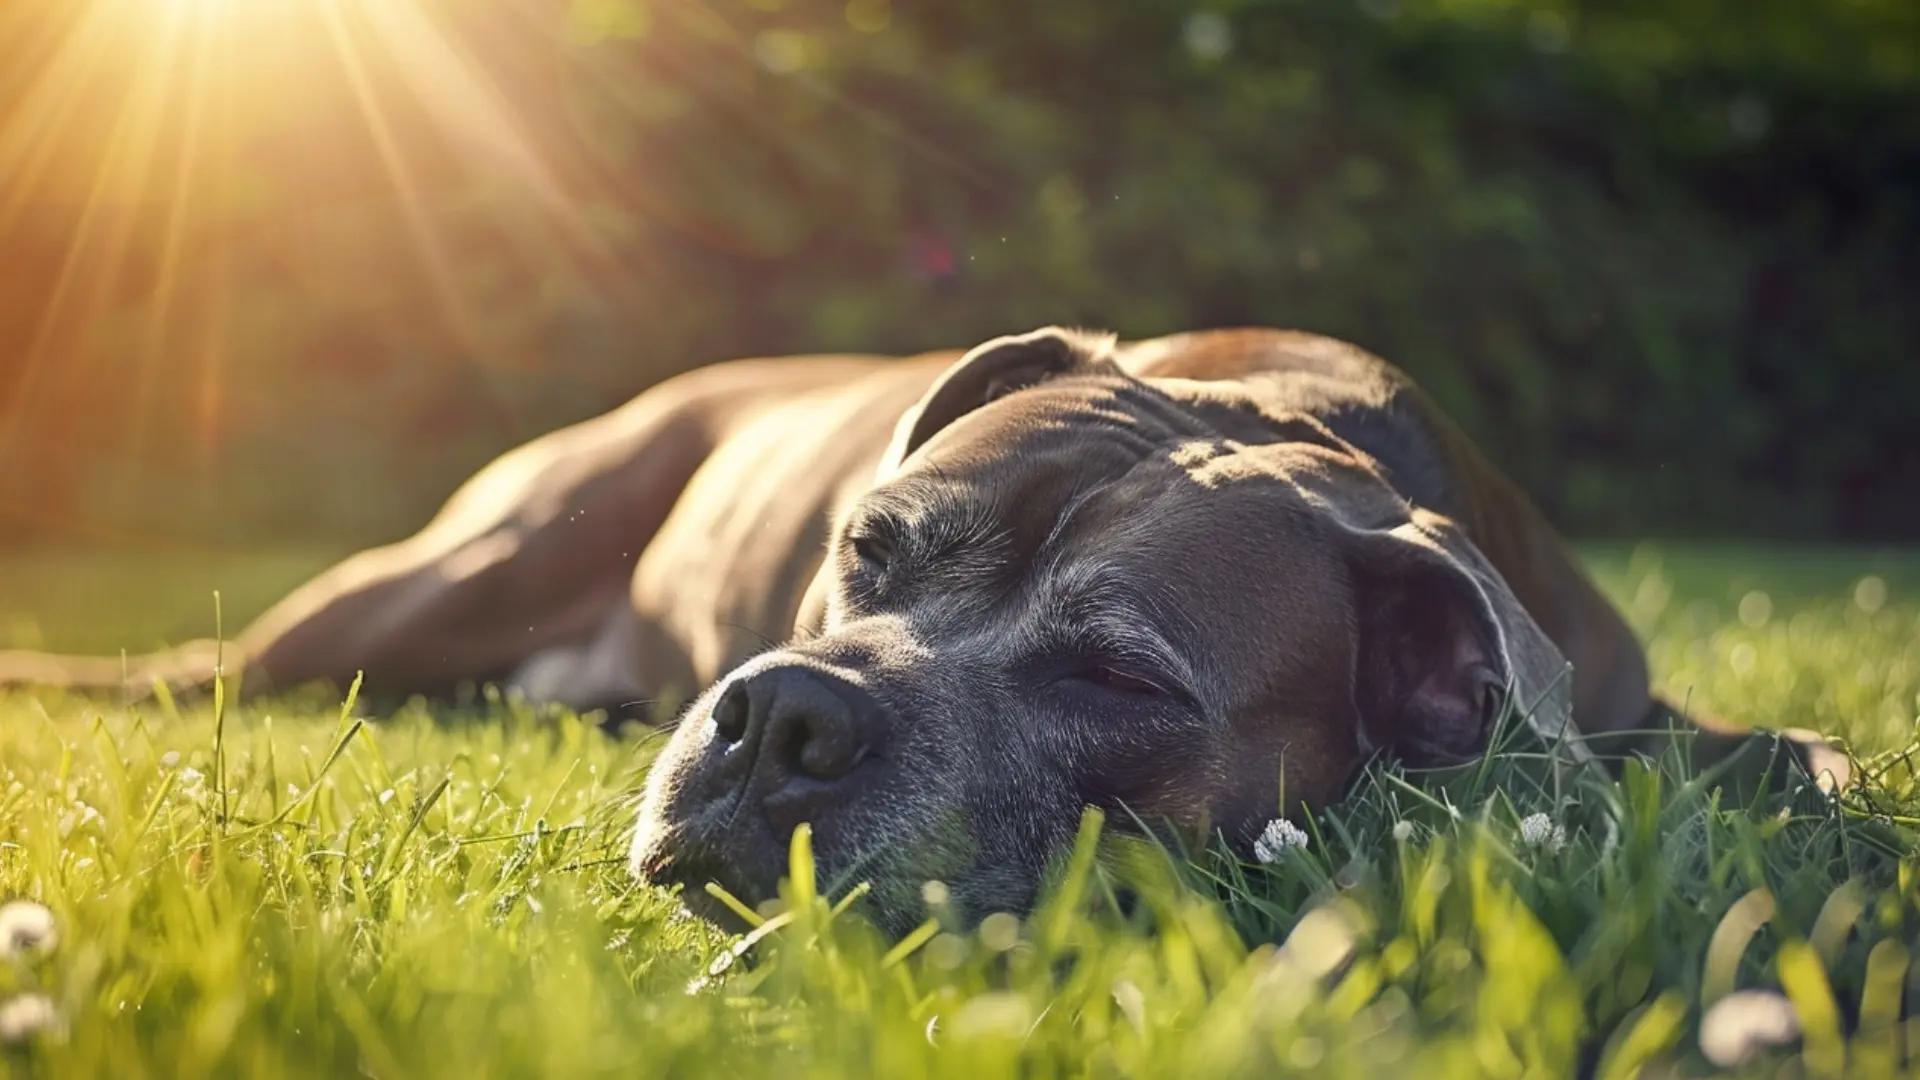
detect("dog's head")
(631, 327), (1568, 932)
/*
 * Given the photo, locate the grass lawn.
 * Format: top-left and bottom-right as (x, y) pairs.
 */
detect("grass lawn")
(1, 542), (1916, 1076)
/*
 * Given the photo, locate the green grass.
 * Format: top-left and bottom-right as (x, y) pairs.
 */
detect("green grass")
(1, 543), (1916, 1076)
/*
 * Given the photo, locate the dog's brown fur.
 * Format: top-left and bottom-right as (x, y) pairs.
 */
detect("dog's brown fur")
(0, 330), (1643, 718)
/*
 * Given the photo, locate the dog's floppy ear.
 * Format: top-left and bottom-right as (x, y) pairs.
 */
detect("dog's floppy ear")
(880, 327), (1119, 475)
(1344, 515), (1515, 766)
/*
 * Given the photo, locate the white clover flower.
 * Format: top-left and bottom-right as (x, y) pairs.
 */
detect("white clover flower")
(0, 993), (59, 1044)
(1253, 819), (1309, 863)
(176, 767), (206, 796)
(1517, 812), (1566, 853)
(1391, 820), (1415, 842)
(0, 900), (57, 959)
(1699, 990), (1800, 1068)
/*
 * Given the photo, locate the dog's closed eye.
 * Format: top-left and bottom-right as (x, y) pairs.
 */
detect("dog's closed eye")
(1044, 655), (1198, 710)
(1066, 664), (1166, 697)
(849, 530), (894, 574)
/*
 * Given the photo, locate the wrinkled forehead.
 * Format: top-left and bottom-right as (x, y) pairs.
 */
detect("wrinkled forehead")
(891, 379), (1343, 534)
(878, 381), (1188, 547)
(869, 383), (1345, 613)
(911, 377), (1182, 474)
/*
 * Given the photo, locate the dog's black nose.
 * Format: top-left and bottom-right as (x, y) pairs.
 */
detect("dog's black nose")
(710, 664), (886, 807)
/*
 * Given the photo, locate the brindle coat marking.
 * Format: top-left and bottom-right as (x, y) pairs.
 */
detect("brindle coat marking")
(0, 327), (1842, 929)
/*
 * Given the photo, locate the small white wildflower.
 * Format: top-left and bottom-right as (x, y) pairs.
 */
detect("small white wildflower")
(159, 751), (181, 769)
(55, 804), (98, 839)
(1391, 820), (1415, 842)
(1517, 812), (1567, 853)
(176, 767), (206, 796)
(0, 993), (60, 1044)
(0, 900), (58, 958)
(1253, 818), (1309, 863)
(1699, 990), (1800, 1067)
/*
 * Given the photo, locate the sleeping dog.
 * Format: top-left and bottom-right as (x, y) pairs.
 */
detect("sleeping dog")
(0, 327), (1843, 928)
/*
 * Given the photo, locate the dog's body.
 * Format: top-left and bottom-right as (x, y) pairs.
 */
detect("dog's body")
(2, 327), (1830, 927)
(0, 330), (1643, 719)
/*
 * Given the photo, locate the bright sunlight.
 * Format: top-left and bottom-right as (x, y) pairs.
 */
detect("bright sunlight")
(0, 0), (622, 539)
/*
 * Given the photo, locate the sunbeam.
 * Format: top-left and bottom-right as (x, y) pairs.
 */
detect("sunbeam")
(0, 0), (635, 530)
(0, 0), (986, 546)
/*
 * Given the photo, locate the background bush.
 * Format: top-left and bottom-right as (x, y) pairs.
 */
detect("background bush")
(2, 0), (1914, 546)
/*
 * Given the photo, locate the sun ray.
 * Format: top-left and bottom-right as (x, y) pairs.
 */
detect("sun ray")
(315, 0), (529, 434)
(121, 0), (219, 488)
(0, 2), (127, 236)
(1, 0), (194, 455)
(3, 0), (737, 535)
(362, 0), (632, 305)
(194, 6), (236, 479)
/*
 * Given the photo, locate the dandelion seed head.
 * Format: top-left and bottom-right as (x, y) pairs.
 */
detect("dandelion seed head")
(0, 901), (57, 959)
(0, 993), (60, 1045)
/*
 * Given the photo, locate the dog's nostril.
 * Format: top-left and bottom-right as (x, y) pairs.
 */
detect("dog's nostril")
(725, 663), (888, 800)
(711, 681), (750, 744)
(794, 710), (861, 779)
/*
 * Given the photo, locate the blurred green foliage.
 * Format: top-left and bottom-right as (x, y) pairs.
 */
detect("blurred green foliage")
(2, 0), (1915, 545)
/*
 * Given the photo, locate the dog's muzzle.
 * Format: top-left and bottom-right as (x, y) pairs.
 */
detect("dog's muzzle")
(637, 663), (891, 911)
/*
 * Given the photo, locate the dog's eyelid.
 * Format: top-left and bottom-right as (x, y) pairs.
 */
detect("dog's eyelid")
(1081, 662), (1169, 695)
(1051, 657), (1203, 712)
(1039, 626), (1196, 703)
(845, 509), (907, 559)
(848, 528), (895, 564)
